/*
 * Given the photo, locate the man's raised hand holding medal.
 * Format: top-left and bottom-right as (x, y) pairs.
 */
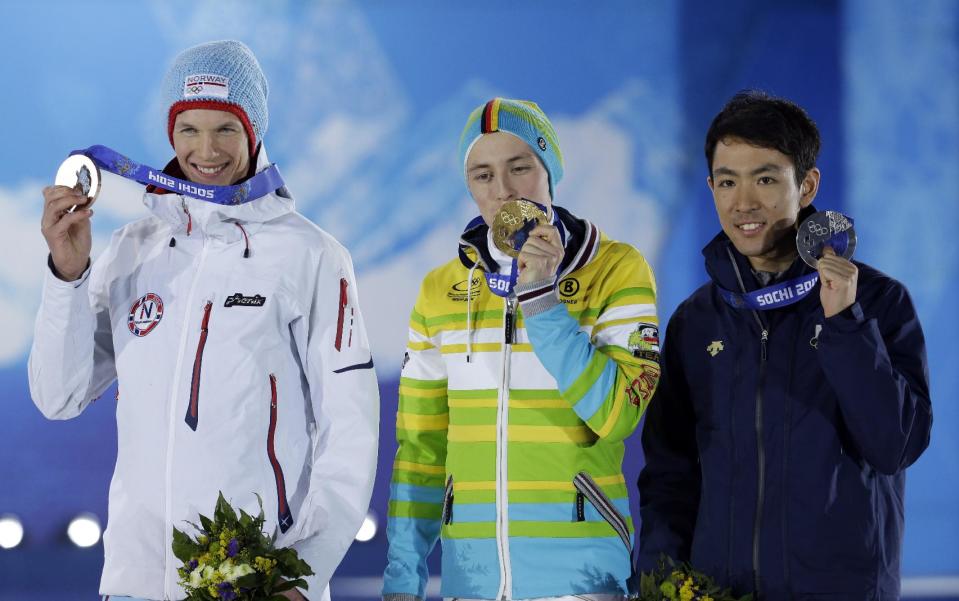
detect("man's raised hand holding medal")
(796, 209), (860, 318)
(817, 244), (858, 318)
(40, 167), (96, 282)
(515, 219), (565, 285)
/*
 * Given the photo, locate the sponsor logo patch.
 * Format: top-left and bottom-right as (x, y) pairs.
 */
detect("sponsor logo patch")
(447, 276), (482, 302)
(558, 277), (580, 298)
(626, 363), (660, 407)
(183, 74), (230, 99)
(537, 136), (547, 151)
(628, 323), (660, 361)
(223, 293), (266, 308)
(707, 340), (724, 357)
(128, 293), (164, 337)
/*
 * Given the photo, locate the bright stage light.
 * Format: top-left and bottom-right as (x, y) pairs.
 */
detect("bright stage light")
(0, 515), (24, 549)
(355, 512), (377, 542)
(67, 513), (101, 548)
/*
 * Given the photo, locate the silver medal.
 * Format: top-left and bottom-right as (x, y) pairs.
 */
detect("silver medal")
(796, 210), (856, 268)
(55, 154), (101, 211)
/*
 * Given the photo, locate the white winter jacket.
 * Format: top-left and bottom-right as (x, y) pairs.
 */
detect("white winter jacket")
(28, 148), (379, 600)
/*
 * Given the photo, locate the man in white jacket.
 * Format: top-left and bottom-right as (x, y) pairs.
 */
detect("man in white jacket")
(29, 40), (379, 601)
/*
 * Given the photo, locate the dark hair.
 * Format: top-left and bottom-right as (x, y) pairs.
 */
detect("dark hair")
(704, 90), (821, 186)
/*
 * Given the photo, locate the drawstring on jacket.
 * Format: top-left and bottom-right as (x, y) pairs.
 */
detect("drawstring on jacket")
(181, 199), (193, 236)
(167, 208), (251, 259)
(235, 223), (251, 258)
(465, 259), (480, 363)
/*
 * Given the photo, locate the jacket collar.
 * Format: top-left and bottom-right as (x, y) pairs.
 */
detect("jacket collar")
(142, 144), (294, 242)
(456, 205), (601, 276)
(703, 204), (820, 305)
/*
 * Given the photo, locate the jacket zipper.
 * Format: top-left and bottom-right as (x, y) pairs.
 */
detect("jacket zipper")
(184, 301), (212, 431)
(335, 278), (349, 351)
(268, 374), (294, 533)
(442, 475), (455, 525)
(496, 296), (516, 599)
(572, 471), (632, 552)
(752, 327), (768, 596)
(163, 238), (209, 598)
(725, 246), (770, 598)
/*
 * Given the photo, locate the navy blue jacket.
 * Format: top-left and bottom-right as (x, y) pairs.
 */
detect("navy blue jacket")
(638, 229), (932, 600)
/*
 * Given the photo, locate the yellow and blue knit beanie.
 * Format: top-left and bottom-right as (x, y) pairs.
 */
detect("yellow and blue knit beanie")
(458, 98), (565, 197)
(162, 40), (269, 155)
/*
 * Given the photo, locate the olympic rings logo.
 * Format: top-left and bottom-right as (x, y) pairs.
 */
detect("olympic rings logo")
(806, 222), (830, 237)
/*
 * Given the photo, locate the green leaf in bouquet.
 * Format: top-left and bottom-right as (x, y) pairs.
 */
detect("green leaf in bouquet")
(275, 548), (313, 577)
(273, 579), (300, 593)
(265, 569), (282, 590)
(235, 573), (261, 589)
(214, 492), (238, 525)
(198, 513), (214, 533)
(182, 520), (205, 536)
(295, 556), (314, 577)
(639, 572), (659, 598)
(172, 528), (199, 562)
(239, 507), (255, 529)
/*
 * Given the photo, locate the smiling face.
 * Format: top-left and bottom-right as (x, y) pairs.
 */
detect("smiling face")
(708, 136), (820, 272)
(172, 109), (251, 186)
(466, 131), (552, 226)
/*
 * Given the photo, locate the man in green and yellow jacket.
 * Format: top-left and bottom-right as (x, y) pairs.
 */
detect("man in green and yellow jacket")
(383, 98), (660, 601)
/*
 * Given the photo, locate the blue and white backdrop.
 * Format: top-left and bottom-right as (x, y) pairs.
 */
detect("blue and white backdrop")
(1, 1), (956, 599)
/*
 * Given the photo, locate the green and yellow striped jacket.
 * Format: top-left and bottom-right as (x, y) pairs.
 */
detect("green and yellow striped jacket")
(383, 207), (660, 600)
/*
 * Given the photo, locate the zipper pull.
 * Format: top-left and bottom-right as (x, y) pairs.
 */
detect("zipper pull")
(810, 324), (822, 349)
(760, 329), (768, 361)
(504, 298), (516, 345)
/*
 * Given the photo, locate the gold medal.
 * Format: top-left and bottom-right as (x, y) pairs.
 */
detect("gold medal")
(55, 154), (101, 211)
(491, 199), (548, 258)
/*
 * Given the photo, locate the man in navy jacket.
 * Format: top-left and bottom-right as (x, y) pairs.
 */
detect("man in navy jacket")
(638, 91), (932, 600)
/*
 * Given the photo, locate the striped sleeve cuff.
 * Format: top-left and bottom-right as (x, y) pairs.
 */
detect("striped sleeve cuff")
(515, 277), (559, 317)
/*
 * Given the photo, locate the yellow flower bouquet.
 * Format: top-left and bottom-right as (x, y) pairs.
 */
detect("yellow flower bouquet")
(172, 492), (313, 601)
(637, 555), (752, 601)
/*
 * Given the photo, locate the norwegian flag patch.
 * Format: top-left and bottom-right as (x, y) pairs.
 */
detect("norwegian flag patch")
(128, 293), (164, 337)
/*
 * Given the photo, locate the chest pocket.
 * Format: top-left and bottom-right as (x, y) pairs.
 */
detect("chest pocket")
(212, 273), (287, 353)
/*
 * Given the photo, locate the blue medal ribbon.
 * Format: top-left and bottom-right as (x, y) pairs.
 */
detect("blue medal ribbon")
(72, 145), (286, 206)
(485, 262), (518, 298)
(719, 272), (820, 311)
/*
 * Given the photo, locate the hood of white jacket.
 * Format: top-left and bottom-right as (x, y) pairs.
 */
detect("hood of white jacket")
(142, 144), (294, 243)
